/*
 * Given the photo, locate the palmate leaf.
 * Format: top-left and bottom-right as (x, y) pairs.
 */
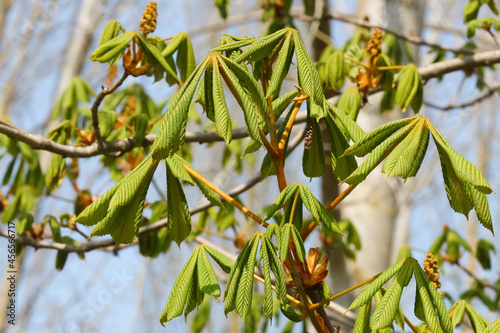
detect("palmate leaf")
(370, 259), (413, 329)
(98, 20), (124, 46)
(324, 110), (358, 181)
(152, 57), (209, 159)
(224, 233), (287, 319)
(342, 117), (421, 185)
(412, 260), (453, 333)
(159, 245), (231, 326)
(264, 183), (341, 234)
(350, 258), (452, 333)
(75, 156), (159, 244)
(89, 156), (159, 244)
(348, 258), (409, 311)
(344, 117), (416, 157)
(326, 101), (365, 143)
(381, 118), (430, 180)
(428, 121), (494, 233)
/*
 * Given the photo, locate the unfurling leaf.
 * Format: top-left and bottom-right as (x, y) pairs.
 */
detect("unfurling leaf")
(394, 64), (423, 113)
(75, 155), (159, 244)
(90, 30), (135, 66)
(99, 20), (124, 46)
(224, 233), (287, 319)
(337, 87), (361, 121)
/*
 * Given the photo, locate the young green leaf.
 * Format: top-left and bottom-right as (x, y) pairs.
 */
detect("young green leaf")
(267, 32), (294, 99)
(337, 87), (361, 121)
(129, 113), (149, 146)
(160, 247), (200, 325)
(152, 57), (209, 159)
(348, 258), (410, 311)
(212, 57), (232, 143)
(263, 183), (300, 220)
(234, 28), (289, 63)
(394, 64), (423, 113)
(90, 30), (135, 65)
(382, 117), (429, 180)
(353, 301), (371, 333)
(370, 259), (413, 329)
(98, 110), (117, 139)
(326, 50), (346, 90)
(166, 167), (192, 245)
(99, 20), (124, 46)
(299, 185), (341, 234)
(197, 247), (221, 298)
(205, 246), (234, 273)
(136, 33), (179, 84)
(293, 30), (326, 119)
(90, 156), (159, 244)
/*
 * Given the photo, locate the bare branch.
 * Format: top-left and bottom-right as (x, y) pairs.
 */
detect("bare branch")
(90, 72), (128, 150)
(425, 85), (500, 111)
(292, 10), (475, 55)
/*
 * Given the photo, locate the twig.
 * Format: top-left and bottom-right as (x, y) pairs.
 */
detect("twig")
(404, 314), (421, 333)
(456, 261), (500, 295)
(424, 85), (500, 111)
(292, 11), (475, 55)
(310, 274), (378, 310)
(90, 73), (128, 150)
(182, 162), (267, 228)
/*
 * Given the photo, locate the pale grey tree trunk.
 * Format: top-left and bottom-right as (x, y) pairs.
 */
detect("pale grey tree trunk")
(340, 0), (426, 284)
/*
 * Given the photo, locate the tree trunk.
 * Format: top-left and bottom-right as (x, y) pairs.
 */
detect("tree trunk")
(335, 0), (426, 284)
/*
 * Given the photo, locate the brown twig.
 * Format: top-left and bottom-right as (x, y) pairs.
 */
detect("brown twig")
(90, 72), (128, 150)
(456, 261), (500, 295)
(424, 85), (500, 111)
(293, 11), (475, 55)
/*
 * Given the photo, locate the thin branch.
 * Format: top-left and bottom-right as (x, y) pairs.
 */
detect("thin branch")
(90, 73), (128, 150)
(182, 161), (267, 228)
(1, 49), (498, 158)
(292, 10), (475, 55)
(456, 261), (500, 295)
(424, 85), (500, 111)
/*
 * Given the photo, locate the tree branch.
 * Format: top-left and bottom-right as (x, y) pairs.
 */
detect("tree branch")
(0, 129), (306, 253)
(292, 10), (475, 55)
(424, 85), (500, 111)
(90, 72), (128, 150)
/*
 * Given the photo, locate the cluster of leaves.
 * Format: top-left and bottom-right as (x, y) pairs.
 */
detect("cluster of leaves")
(351, 256), (500, 333)
(341, 115), (493, 232)
(463, 0), (500, 38)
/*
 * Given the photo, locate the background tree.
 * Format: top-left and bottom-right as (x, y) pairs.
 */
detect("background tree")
(0, 1), (499, 332)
